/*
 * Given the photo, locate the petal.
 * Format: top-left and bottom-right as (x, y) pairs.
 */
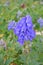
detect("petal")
(18, 39), (24, 46)
(8, 21), (16, 30)
(26, 15), (33, 28)
(17, 33), (25, 45)
(26, 15), (32, 24)
(18, 17), (26, 27)
(14, 27), (20, 36)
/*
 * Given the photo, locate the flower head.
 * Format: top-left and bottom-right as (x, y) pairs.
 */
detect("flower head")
(14, 15), (36, 45)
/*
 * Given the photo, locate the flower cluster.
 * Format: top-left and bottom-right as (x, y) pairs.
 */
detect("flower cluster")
(8, 15), (36, 45)
(37, 17), (43, 27)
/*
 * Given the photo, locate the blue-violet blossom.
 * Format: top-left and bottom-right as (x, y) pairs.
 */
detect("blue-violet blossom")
(8, 15), (36, 45)
(14, 15), (36, 45)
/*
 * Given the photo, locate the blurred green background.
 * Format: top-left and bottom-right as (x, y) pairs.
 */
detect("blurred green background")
(0, 0), (43, 65)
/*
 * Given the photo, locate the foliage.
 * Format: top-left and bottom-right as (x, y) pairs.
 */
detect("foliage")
(0, 0), (43, 65)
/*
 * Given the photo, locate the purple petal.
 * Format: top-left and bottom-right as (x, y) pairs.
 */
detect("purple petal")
(8, 21), (16, 30)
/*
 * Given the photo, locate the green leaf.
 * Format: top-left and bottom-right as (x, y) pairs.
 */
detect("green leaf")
(4, 58), (15, 65)
(0, 54), (4, 65)
(28, 59), (39, 65)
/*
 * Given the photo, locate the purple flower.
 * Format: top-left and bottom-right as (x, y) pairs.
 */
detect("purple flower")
(8, 20), (16, 30)
(37, 17), (43, 27)
(14, 15), (36, 45)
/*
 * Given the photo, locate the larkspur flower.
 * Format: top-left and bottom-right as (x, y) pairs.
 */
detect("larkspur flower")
(8, 20), (16, 30)
(37, 17), (43, 27)
(14, 15), (36, 45)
